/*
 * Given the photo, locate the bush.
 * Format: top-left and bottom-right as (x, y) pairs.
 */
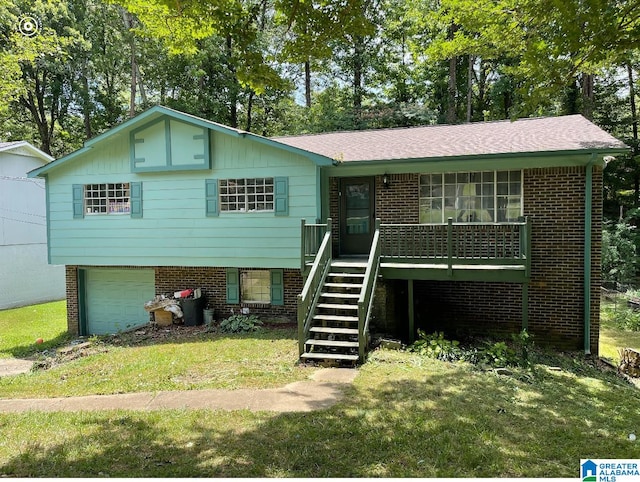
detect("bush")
(605, 304), (640, 331)
(602, 221), (637, 285)
(408, 329), (533, 368)
(218, 314), (263, 333)
(409, 330), (463, 362)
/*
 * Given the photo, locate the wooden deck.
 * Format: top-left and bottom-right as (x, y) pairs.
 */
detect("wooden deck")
(298, 218), (532, 362)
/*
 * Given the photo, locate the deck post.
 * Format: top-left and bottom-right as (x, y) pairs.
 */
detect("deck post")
(300, 218), (306, 273)
(326, 218), (332, 258)
(408, 279), (415, 343)
(522, 282), (528, 330)
(447, 217), (453, 275)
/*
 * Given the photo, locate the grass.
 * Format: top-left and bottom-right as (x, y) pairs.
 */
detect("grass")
(600, 298), (640, 362)
(0, 349), (639, 477)
(0, 327), (315, 398)
(0, 300), (640, 477)
(0, 301), (69, 359)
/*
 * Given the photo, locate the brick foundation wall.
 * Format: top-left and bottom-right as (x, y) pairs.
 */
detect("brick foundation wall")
(155, 267), (302, 322)
(329, 167), (602, 353)
(65, 266), (79, 336)
(65, 266), (302, 334)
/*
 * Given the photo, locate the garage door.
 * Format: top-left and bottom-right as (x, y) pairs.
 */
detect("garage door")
(84, 269), (155, 335)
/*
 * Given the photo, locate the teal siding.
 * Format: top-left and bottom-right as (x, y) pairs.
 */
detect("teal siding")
(46, 129), (320, 269)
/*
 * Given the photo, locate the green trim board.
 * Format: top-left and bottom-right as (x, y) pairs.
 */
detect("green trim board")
(379, 263), (529, 283)
(323, 151), (622, 178)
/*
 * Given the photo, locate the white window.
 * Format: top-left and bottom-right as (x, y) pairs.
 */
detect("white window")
(241, 270), (271, 304)
(85, 183), (130, 215)
(419, 171), (522, 223)
(219, 178), (274, 212)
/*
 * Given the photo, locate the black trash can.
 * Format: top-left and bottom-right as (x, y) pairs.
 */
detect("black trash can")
(181, 296), (206, 326)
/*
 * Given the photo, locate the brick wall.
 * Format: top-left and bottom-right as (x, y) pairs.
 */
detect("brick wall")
(329, 167), (602, 353)
(65, 266), (79, 336)
(155, 267), (302, 322)
(65, 266), (302, 334)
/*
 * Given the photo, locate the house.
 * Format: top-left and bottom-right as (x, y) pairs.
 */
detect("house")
(0, 141), (65, 310)
(28, 106), (627, 361)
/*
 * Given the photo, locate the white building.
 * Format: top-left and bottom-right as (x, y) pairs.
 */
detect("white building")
(0, 141), (65, 310)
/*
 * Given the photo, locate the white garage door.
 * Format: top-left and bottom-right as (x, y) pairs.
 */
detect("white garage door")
(85, 269), (155, 335)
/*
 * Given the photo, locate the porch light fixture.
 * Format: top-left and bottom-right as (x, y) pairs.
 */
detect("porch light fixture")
(383, 173), (390, 189)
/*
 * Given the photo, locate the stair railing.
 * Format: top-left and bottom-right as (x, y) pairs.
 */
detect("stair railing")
(297, 218), (332, 356)
(358, 218), (381, 361)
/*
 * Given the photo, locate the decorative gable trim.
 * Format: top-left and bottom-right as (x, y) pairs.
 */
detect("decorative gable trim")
(129, 116), (211, 173)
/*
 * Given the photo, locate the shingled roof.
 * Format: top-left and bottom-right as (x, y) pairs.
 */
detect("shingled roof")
(273, 115), (627, 162)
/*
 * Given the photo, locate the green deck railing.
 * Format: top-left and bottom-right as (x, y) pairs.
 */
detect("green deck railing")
(379, 217), (530, 268)
(358, 219), (381, 361)
(297, 219), (332, 356)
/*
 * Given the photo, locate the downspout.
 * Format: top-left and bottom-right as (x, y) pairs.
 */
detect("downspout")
(584, 154), (596, 355)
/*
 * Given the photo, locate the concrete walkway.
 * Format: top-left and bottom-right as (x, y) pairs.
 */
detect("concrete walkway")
(0, 368), (357, 413)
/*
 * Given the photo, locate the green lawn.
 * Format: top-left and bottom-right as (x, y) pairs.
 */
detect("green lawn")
(0, 301), (69, 359)
(0, 300), (639, 477)
(1, 349), (639, 477)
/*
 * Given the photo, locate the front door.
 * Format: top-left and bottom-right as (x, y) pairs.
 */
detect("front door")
(340, 177), (375, 255)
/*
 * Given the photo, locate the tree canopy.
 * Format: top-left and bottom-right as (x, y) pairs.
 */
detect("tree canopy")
(1, 0), (640, 218)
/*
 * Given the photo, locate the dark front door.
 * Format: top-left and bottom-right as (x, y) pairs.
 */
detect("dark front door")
(340, 177), (375, 255)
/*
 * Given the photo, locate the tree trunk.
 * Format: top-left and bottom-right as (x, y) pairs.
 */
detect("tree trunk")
(246, 90), (255, 132)
(446, 23), (458, 124)
(466, 55), (473, 123)
(353, 36), (364, 126)
(121, 10), (137, 118)
(581, 73), (594, 120)
(226, 35), (238, 128)
(82, 74), (92, 139)
(627, 64), (639, 206)
(305, 60), (312, 108)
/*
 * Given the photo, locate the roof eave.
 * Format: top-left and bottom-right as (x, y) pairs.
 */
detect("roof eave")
(332, 146), (630, 166)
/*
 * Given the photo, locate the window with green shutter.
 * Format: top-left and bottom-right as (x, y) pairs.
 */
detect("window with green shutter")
(227, 269), (285, 305)
(74, 182), (142, 218)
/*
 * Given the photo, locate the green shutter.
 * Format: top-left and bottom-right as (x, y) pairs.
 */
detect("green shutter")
(205, 179), (219, 217)
(72, 184), (84, 219)
(130, 182), (143, 218)
(226, 268), (239, 304)
(274, 176), (289, 216)
(270, 269), (284, 305)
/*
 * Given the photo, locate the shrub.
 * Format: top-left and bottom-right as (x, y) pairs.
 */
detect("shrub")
(408, 330), (463, 362)
(218, 314), (263, 333)
(602, 221), (637, 285)
(408, 329), (534, 368)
